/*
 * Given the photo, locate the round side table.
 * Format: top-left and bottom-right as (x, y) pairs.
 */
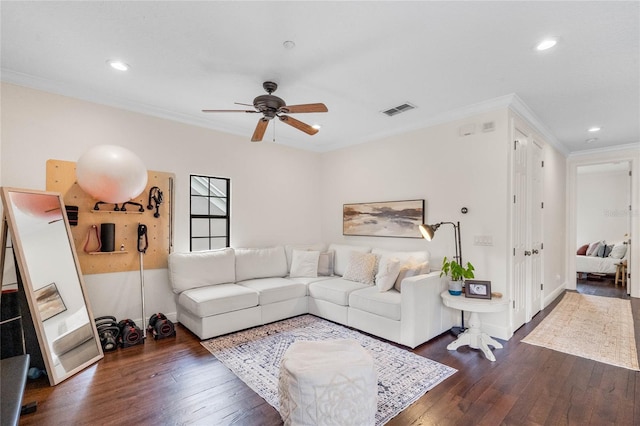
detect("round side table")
(440, 291), (509, 362)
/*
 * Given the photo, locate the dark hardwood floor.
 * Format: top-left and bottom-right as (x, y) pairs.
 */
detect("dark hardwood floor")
(577, 275), (629, 299)
(20, 284), (639, 425)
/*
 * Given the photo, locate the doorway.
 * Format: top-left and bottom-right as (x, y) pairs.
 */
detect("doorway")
(575, 161), (631, 299)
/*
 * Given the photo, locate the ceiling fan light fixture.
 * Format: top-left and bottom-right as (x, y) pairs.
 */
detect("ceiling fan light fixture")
(202, 81), (327, 142)
(107, 59), (130, 71)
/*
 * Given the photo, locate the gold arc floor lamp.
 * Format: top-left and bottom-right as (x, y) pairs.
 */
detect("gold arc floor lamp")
(419, 221), (465, 335)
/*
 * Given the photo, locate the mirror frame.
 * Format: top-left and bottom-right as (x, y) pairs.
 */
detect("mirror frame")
(1, 187), (103, 385)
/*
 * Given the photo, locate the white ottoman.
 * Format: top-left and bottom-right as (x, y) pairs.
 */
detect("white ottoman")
(278, 339), (378, 426)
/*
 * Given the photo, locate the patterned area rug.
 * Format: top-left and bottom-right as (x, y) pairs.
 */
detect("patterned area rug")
(201, 315), (456, 425)
(522, 292), (639, 371)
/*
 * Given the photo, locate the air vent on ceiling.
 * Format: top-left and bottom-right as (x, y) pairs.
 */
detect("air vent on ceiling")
(381, 102), (416, 117)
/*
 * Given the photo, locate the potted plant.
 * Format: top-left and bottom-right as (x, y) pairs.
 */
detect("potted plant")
(440, 256), (475, 295)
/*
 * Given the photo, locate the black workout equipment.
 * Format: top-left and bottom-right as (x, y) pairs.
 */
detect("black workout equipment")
(117, 319), (144, 348)
(147, 186), (163, 218)
(147, 313), (176, 340)
(94, 316), (119, 352)
(100, 223), (115, 252)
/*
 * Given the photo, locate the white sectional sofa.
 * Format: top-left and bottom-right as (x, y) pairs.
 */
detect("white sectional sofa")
(168, 243), (456, 348)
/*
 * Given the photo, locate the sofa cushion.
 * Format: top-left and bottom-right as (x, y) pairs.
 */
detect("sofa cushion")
(308, 277), (369, 306)
(178, 283), (259, 317)
(318, 251), (335, 276)
(239, 277), (308, 305)
(375, 256), (401, 291)
(371, 248), (430, 265)
(285, 243), (326, 272)
(394, 261), (428, 292)
(168, 248), (235, 294)
(349, 286), (402, 321)
(287, 276), (334, 286)
(342, 251), (379, 285)
(235, 246), (288, 282)
(328, 244), (371, 276)
(290, 250), (320, 278)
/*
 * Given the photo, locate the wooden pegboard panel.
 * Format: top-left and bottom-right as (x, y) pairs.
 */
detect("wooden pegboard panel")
(46, 159), (174, 275)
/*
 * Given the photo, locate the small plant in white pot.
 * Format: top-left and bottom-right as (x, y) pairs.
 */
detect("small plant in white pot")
(440, 256), (475, 295)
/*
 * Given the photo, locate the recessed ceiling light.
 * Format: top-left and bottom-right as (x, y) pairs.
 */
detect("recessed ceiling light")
(311, 124), (321, 130)
(588, 126), (601, 132)
(585, 138), (598, 144)
(535, 38), (558, 51)
(107, 60), (130, 71)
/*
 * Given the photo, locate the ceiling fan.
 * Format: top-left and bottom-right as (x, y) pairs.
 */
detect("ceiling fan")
(202, 81), (328, 142)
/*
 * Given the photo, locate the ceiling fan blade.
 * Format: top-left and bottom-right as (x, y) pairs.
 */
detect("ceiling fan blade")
(280, 103), (328, 114)
(234, 102), (255, 107)
(278, 115), (319, 136)
(251, 118), (269, 142)
(202, 109), (257, 113)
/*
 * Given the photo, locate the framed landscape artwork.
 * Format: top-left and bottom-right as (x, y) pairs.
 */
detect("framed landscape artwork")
(343, 199), (425, 238)
(34, 282), (67, 321)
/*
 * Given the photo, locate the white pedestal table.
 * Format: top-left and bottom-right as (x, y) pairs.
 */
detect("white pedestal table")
(440, 291), (509, 362)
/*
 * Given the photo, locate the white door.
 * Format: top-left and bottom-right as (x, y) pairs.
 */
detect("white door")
(512, 131), (528, 330)
(528, 140), (544, 319)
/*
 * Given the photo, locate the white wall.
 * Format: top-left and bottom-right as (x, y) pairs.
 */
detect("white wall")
(2, 83), (571, 340)
(1, 83), (323, 322)
(320, 109), (517, 338)
(576, 166), (630, 245)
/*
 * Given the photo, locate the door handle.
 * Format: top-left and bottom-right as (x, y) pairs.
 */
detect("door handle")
(524, 250), (531, 256)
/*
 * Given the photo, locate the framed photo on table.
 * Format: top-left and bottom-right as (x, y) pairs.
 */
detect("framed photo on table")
(465, 280), (491, 299)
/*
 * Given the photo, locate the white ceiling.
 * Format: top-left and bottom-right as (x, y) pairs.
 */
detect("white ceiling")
(1, 1), (638, 154)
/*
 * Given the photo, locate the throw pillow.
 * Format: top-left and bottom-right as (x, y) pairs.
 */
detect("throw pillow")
(342, 251), (379, 285)
(586, 240), (602, 256)
(576, 244), (589, 255)
(317, 251), (335, 276)
(610, 243), (627, 259)
(289, 250), (320, 278)
(596, 243), (606, 258)
(603, 244), (614, 258)
(375, 256), (401, 292)
(394, 261), (428, 292)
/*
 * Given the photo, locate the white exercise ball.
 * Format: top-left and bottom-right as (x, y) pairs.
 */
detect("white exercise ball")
(76, 145), (148, 204)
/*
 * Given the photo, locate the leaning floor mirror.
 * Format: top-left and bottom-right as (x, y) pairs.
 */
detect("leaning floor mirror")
(1, 187), (103, 385)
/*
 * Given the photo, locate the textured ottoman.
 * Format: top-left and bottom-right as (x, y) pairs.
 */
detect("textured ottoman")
(278, 339), (378, 426)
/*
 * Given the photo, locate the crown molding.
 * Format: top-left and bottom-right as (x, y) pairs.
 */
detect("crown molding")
(568, 142), (640, 158)
(506, 94), (570, 156)
(0, 70), (575, 156)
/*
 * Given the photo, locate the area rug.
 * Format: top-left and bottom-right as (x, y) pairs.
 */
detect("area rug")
(201, 315), (456, 425)
(522, 292), (639, 371)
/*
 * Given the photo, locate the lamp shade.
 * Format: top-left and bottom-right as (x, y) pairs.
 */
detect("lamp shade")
(76, 145), (148, 204)
(419, 224), (437, 240)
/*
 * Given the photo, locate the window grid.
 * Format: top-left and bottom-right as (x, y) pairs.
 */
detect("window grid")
(190, 175), (230, 251)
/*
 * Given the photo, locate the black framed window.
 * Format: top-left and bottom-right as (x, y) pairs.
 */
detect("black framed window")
(190, 175), (230, 251)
